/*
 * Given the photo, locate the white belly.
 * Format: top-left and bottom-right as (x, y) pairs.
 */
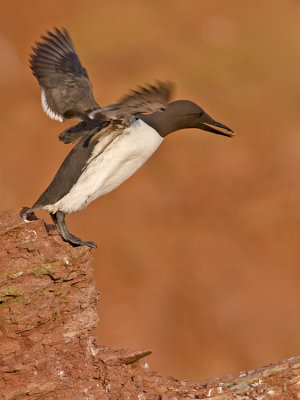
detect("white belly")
(49, 119), (163, 214)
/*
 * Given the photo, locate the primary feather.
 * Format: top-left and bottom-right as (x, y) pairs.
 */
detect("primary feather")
(30, 27), (99, 121)
(90, 81), (174, 120)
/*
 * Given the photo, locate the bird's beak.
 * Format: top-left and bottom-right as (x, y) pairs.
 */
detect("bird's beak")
(199, 114), (235, 138)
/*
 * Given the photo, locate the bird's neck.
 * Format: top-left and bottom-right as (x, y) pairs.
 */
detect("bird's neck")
(138, 113), (172, 138)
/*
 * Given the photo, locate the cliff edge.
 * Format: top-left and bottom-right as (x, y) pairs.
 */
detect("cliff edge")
(0, 208), (299, 399)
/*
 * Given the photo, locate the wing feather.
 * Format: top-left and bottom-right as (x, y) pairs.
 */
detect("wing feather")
(30, 27), (99, 121)
(90, 81), (174, 120)
(118, 81), (174, 113)
(59, 119), (110, 144)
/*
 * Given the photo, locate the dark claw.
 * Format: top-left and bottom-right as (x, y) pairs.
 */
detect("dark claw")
(80, 240), (97, 248)
(64, 235), (97, 248)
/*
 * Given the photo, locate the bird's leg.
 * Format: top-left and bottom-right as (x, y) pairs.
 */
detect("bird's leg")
(51, 211), (97, 248)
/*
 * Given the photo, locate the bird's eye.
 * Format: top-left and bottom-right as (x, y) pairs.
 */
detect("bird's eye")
(159, 107), (166, 112)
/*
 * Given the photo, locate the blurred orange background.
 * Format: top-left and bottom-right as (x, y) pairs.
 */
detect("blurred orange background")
(1, 0), (300, 382)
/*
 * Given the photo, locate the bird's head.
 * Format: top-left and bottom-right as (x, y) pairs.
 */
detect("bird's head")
(140, 100), (235, 138)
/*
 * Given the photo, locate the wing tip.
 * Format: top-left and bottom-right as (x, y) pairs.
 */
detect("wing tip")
(29, 26), (74, 62)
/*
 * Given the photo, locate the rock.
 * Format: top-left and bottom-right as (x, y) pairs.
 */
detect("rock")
(0, 208), (299, 399)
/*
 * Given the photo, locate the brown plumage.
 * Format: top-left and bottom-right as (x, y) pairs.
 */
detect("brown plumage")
(89, 81), (174, 121)
(30, 27), (99, 121)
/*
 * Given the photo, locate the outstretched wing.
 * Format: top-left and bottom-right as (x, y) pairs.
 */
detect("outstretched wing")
(90, 81), (174, 120)
(30, 27), (99, 122)
(117, 81), (174, 113)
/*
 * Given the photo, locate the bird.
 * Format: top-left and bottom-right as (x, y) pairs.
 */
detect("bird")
(23, 28), (235, 248)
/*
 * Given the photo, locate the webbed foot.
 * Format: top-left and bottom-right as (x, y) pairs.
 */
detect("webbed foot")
(51, 211), (97, 248)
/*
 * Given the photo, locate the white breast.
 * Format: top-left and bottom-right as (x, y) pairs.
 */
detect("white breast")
(48, 119), (163, 214)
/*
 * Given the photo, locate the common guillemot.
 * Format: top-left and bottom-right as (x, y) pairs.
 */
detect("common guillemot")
(23, 28), (234, 248)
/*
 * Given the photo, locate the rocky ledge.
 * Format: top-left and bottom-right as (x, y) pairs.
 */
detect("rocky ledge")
(0, 208), (299, 399)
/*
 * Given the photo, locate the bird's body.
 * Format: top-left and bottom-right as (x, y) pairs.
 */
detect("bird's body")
(24, 28), (234, 248)
(40, 118), (163, 215)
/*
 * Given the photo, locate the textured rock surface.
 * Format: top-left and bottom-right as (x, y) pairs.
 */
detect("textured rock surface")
(0, 208), (299, 399)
